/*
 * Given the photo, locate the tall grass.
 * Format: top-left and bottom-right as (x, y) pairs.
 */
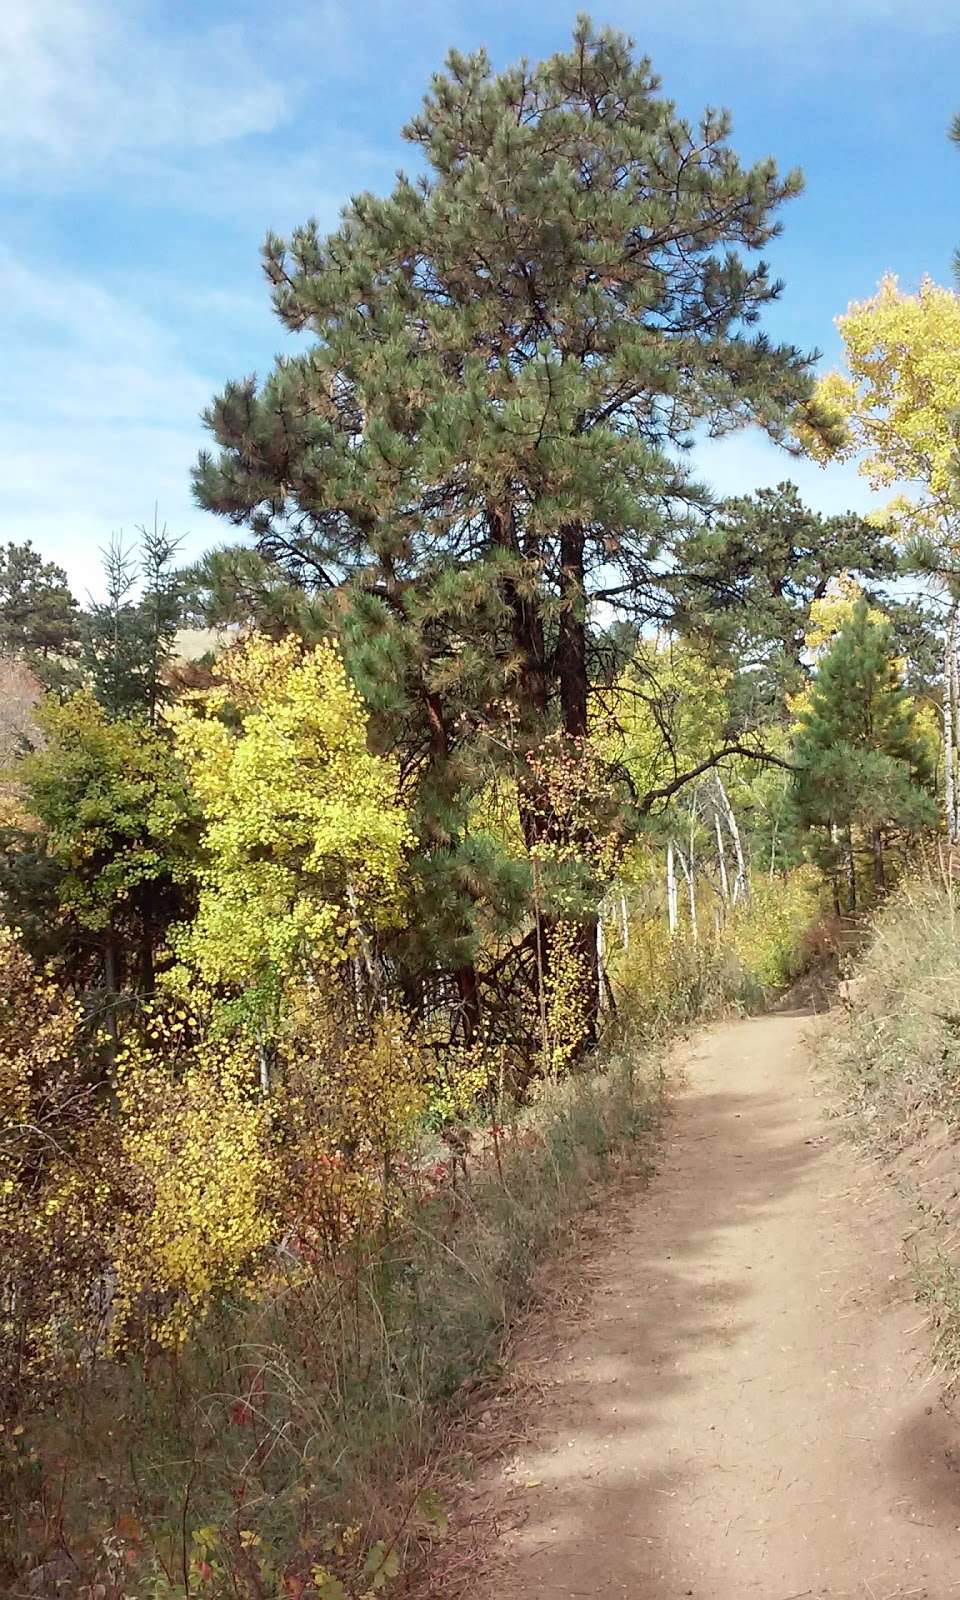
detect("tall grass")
(829, 872), (960, 1381)
(830, 875), (960, 1145)
(4, 1047), (661, 1599)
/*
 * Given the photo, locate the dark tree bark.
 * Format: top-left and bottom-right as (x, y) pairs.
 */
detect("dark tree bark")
(556, 521), (588, 740)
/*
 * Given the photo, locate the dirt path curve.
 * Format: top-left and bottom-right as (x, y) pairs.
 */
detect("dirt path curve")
(476, 1010), (960, 1600)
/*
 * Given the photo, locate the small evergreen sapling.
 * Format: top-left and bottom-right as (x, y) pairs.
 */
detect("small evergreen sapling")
(792, 599), (936, 900)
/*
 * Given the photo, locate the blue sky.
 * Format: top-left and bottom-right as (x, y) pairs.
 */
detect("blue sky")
(4, 0), (959, 599)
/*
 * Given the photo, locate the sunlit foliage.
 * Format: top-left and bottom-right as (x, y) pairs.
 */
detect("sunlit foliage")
(806, 274), (960, 550)
(170, 634), (411, 1000)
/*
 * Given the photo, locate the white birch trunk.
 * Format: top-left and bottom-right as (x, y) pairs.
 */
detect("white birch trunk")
(714, 812), (730, 906)
(666, 840), (679, 935)
(346, 873), (379, 1000)
(675, 841), (698, 944)
(620, 889), (629, 951)
(715, 773), (749, 904)
(946, 602), (960, 846)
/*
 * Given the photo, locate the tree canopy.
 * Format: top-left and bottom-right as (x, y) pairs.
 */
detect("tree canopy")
(193, 17), (818, 1034)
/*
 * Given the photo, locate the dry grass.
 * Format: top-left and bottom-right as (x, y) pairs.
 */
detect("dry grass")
(2, 1045), (663, 1599)
(828, 871), (960, 1382)
(830, 875), (960, 1149)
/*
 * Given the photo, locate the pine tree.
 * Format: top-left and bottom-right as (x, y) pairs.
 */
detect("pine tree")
(0, 541), (81, 686)
(792, 599), (936, 901)
(193, 18), (815, 1042)
(180, 544), (327, 639)
(679, 485), (896, 701)
(82, 518), (184, 723)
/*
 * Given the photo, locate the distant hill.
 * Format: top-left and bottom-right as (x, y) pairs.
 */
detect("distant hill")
(174, 627), (222, 662)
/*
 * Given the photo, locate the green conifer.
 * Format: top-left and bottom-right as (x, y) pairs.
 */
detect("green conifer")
(792, 599), (936, 900)
(0, 541), (81, 687)
(194, 18), (816, 1039)
(82, 518), (184, 724)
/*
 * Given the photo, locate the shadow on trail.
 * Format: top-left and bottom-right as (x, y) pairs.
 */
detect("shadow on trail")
(500, 1016), (828, 1596)
(888, 1395), (960, 1527)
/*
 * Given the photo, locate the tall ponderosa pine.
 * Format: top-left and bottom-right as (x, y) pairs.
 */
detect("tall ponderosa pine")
(792, 599), (936, 901)
(194, 19), (815, 1042)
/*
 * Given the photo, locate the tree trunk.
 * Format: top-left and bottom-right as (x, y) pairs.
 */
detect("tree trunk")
(872, 826), (886, 893)
(557, 522), (588, 739)
(509, 513), (601, 1045)
(715, 813), (730, 906)
(675, 840), (698, 944)
(139, 933), (155, 995)
(845, 825), (857, 913)
(946, 602), (960, 846)
(666, 840), (679, 936)
(455, 962), (481, 1044)
(103, 930), (119, 1050)
(415, 678), (484, 1041)
(556, 521), (600, 1029)
(597, 908), (607, 1011)
(531, 854), (551, 1068)
(715, 774), (748, 904)
(487, 503), (549, 726)
(579, 912), (600, 1046)
(829, 822), (842, 915)
(346, 873), (380, 1009)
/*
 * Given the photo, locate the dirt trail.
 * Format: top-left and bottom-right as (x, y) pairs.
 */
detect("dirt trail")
(475, 1010), (960, 1599)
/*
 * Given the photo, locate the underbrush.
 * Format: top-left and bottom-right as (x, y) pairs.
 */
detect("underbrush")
(828, 873), (960, 1382)
(1, 864), (830, 1597)
(2, 1046), (661, 1599)
(829, 876), (960, 1146)
(609, 867), (827, 1037)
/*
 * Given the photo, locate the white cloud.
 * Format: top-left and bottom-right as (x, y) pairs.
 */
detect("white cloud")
(0, 0), (292, 182)
(0, 248), (228, 597)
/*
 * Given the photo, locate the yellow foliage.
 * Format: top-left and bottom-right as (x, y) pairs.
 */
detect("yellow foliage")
(112, 1008), (274, 1347)
(542, 920), (592, 1075)
(605, 642), (730, 796)
(277, 1004), (431, 1252)
(609, 868), (823, 1034)
(810, 274), (960, 548)
(424, 1041), (490, 1124)
(727, 869), (823, 991)
(0, 925), (116, 1410)
(526, 732), (623, 877)
(465, 773), (525, 856)
(803, 575), (879, 659)
(170, 634), (411, 995)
